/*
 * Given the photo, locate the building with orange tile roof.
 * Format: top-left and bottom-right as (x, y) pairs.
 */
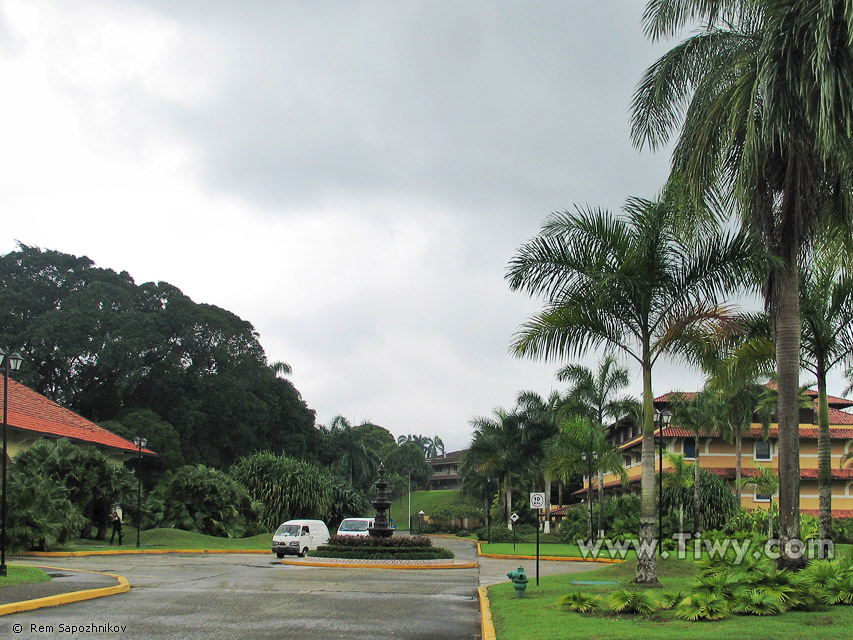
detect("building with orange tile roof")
(586, 388), (853, 517)
(1, 377), (155, 464)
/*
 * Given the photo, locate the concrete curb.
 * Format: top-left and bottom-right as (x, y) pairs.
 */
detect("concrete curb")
(23, 549), (270, 557)
(0, 566), (130, 616)
(478, 586), (496, 640)
(281, 558), (479, 570)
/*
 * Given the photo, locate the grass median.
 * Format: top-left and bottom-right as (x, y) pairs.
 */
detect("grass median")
(487, 557), (853, 640)
(479, 542), (636, 561)
(0, 566), (51, 588)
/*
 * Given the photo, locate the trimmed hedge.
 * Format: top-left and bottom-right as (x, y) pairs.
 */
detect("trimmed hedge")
(310, 547), (454, 560)
(326, 535), (433, 548)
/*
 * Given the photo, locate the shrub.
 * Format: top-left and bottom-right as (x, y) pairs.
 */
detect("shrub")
(477, 527), (513, 543)
(674, 593), (729, 621)
(6, 471), (86, 552)
(731, 589), (786, 616)
(558, 591), (602, 613)
(327, 535), (432, 548)
(608, 589), (658, 614)
(309, 547), (454, 560)
(659, 590), (686, 610)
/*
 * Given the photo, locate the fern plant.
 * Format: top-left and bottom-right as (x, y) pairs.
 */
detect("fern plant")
(558, 591), (602, 613)
(659, 590), (686, 610)
(609, 589), (658, 614)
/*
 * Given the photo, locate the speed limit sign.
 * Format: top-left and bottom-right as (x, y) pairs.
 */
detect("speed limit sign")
(529, 492), (546, 509)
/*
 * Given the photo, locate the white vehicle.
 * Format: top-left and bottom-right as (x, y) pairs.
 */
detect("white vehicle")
(336, 517), (375, 537)
(272, 519), (330, 558)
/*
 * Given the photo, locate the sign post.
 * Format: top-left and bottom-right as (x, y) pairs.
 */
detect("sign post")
(510, 512), (519, 550)
(530, 493), (545, 586)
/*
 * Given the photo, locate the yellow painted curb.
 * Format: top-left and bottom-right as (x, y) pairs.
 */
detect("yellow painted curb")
(281, 559), (479, 570)
(0, 566), (130, 616)
(24, 549), (270, 557)
(478, 586), (496, 640)
(476, 542), (623, 563)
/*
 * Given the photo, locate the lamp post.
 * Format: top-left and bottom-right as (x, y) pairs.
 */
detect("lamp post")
(486, 477), (492, 544)
(580, 449), (599, 541)
(0, 349), (22, 577)
(133, 437), (147, 549)
(655, 409), (672, 554)
(417, 510), (425, 535)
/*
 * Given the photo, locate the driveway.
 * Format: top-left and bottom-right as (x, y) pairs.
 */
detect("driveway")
(5, 537), (599, 640)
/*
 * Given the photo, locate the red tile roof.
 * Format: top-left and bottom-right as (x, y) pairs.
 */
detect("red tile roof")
(1, 378), (155, 456)
(704, 467), (853, 480)
(802, 509), (853, 519)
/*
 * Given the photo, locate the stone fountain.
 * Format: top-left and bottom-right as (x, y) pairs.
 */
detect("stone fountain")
(368, 463), (394, 538)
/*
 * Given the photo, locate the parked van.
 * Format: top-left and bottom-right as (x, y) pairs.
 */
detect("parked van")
(336, 517), (375, 537)
(272, 519), (330, 558)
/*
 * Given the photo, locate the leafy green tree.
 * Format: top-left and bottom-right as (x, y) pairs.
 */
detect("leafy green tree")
(147, 464), (260, 537)
(324, 416), (386, 490)
(507, 197), (762, 583)
(661, 453), (693, 534)
(101, 408), (184, 482)
(382, 441), (432, 490)
(632, 0), (853, 568)
(13, 439), (135, 539)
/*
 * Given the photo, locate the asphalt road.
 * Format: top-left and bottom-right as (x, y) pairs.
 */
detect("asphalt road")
(4, 538), (482, 640)
(2, 537), (599, 640)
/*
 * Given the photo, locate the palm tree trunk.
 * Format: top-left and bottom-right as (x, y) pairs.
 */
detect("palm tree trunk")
(506, 483), (513, 530)
(597, 469), (605, 538)
(735, 430), (743, 505)
(694, 442), (701, 536)
(817, 362), (833, 541)
(775, 262), (804, 569)
(544, 476), (552, 534)
(635, 359), (659, 584)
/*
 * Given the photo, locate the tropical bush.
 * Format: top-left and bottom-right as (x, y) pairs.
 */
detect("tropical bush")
(558, 591), (602, 613)
(12, 438), (135, 539)
(608, 589), (658, 614)
(229, 451), (368, 530)
(147, 464), (260, 537)
(660, 469), (738, 535)
(6, 470), (86, 552)
(674, 592), (729, 621)
(312, 534), (453, 559)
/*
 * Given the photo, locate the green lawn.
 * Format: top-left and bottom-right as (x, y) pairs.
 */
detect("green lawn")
(55, 528), (273, 552)
(389, 490), (472, 531)
(488, 557), (853, 640)
(0, 565), (51, 587)
(481, 542), (636, 560)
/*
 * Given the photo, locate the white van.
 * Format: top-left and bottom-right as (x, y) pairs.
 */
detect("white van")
(272, 519), (330, 558)
(336, 517), (375, 537)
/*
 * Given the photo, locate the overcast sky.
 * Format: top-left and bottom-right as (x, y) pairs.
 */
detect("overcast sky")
(2, 2), (845, 452)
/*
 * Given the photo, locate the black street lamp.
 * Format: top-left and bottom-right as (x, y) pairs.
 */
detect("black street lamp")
(655, 409), (672, 554)
(0, 349), (22, 577)
(486, 477), (492, 544)
(580, 449), (599, 541)
(133, 437), (147, 549)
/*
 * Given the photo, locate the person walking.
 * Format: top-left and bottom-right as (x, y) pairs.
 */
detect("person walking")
(110, 511), (123, 546)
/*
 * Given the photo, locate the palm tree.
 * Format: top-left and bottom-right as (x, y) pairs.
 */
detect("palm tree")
(632, 0), (853, 568)
(661, 452), (694, 535)
(669, 390), (725, 535)
(466, 408), (524, 529)
(557, 355), (639, 538)
(507, 197), (762, 583)
(799, 239), (853, 540)
(326, 415), (381, 488)
(514, 390), (564, 534)
(737, 463), (780, 539)
(545, 416), (627, 540)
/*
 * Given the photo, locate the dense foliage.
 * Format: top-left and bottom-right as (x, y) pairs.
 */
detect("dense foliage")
(0, 244), (319, 469)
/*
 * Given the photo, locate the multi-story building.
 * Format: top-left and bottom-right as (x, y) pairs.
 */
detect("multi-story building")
(591, 388), (853, 517)
(427, 450), (464, 490)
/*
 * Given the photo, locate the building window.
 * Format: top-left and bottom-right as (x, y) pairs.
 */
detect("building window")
(755, 440), (771, 461)
(754, 493), (771, 502)
(683, 437), (696, 460)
